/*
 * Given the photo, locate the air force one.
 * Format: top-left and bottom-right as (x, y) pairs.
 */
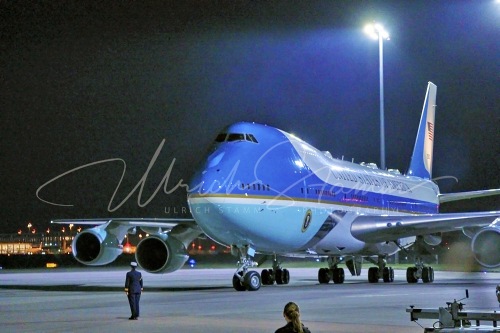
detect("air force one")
(53, 82), (500, 291)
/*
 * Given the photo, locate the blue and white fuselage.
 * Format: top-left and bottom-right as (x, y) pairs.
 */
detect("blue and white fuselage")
(188, 121), (439, 257)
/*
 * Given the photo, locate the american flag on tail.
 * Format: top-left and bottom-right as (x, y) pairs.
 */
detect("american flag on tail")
(427, 122), (434, 141)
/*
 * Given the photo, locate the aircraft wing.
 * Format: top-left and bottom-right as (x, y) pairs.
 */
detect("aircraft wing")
(350, 211), (499, 243)
(51, 217), (203, 269)
(51, 217), (201, 240)
(51, 217), (197, 229)
(438, 189), (500, 203)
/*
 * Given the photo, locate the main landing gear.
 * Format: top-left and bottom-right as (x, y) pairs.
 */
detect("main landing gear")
(261, 257), (290, 286)
(398, 238), (435, 283)
(231, 245), (262, 291)
(365, 255), (395, 283)
(318, 257), (345, 284)
(406, 257), (435, 283)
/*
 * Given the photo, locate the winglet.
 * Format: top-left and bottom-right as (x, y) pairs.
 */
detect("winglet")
(407, 82), (437, 179)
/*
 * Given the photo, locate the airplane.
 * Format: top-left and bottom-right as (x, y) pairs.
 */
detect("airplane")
(52, 82), (500, 291)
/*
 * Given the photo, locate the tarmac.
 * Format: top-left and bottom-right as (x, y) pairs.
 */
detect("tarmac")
(1, 267), (499, 333)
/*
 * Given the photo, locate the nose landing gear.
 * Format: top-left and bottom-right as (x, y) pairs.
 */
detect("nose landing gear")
(231, 245), (262, 291)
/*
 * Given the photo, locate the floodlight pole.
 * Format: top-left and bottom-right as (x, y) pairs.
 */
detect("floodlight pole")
(365, 23), (389, 170)
(378, 31), (385, 170)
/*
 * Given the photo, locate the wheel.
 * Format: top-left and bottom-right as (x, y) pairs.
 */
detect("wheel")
(406, 267), (418, 283)
(232, 272), (246, 291)
(268, 269), (275, 284)
(332, 267), (345, 284)
(429, 267), (434, 282)
(281, 269), (290, 284)
(368, 267), (379, 283)
(422, 267), (429, 283)
(261, 269), (272, 285)
(318, 268), (330, 284)
(244, 270), (261, 291)
(275, 268), (284, 285)
(383, 267), (394, 283)
(422, 267), (434, 283)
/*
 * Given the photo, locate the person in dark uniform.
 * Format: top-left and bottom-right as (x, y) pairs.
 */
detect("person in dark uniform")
(275, 301), (311, 333)
(125, 261), (143, 320)
(496, 284), (500, 305)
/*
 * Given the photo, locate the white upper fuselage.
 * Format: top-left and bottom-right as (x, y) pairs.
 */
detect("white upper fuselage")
(187, 122), (440, 257)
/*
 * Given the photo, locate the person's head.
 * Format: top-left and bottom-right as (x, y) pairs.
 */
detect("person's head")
(130, 262), (138, 270)
(283, 302), (304, 333)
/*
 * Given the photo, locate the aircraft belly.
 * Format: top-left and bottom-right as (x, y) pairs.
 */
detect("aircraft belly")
(188, 196), (328, 252)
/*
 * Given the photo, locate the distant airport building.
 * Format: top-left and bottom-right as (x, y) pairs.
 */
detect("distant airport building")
(0, 232), (227, 256)
(0, 232), (72, 255)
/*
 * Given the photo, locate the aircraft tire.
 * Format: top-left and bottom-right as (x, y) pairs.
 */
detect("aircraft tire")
(422, 267), (434, 283)
(368, 267), (379, 283)
(282, 269), (290, 284)
(244, 270), (261, 291)
(268, 269), (275, 284)
(318, 268), (330, 284)
(406, 267), (419, 283)
(332, 267), (345, 284)
(275, 268), (284, 285)
(261, 269), (272, 285)
(383, 267), (394, 283)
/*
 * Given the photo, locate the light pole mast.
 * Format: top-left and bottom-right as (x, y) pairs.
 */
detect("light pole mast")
(365, 23), (390, 170)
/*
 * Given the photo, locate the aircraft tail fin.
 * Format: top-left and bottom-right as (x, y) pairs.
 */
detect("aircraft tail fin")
(407, 82), (437, 179)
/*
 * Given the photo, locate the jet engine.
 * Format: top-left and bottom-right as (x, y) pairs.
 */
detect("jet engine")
(423, 233), (442, 246)
(471, 226), (500, 268)
(72, 226), (122, 266)
(135, 233), (189, 273)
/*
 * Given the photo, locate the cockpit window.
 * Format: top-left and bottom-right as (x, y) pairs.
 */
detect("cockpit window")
(214, 132), (259, 144)
(227, 133), (245, 142)
(246, 134), (258, 143)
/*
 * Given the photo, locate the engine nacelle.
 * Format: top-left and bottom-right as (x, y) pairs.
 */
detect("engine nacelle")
(135, 234), (189, 273)
(471, 226), (500, 268)
(72, 226), (122, 266)
(423, 233), (442, 246)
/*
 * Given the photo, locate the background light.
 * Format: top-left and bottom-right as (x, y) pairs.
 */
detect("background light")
(364, 23), (390, 40)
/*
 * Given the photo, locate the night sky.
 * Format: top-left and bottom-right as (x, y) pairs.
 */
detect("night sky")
(1, 1), (499, 234)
